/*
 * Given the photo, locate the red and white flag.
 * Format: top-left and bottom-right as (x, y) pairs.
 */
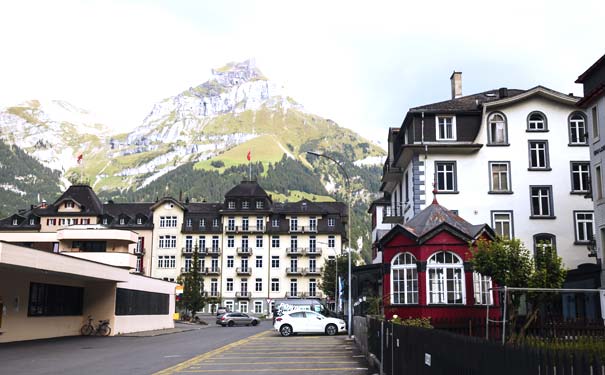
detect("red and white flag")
(77, 154), (83, 164)
(247, 150), (251, 161)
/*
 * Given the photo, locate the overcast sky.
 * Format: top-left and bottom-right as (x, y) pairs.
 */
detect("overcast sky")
(1, 0), (604, 145)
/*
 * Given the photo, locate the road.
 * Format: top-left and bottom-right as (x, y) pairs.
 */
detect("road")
(0, 322), (371, 375)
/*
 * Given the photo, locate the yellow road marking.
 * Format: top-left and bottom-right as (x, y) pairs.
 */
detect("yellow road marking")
(196, 361), (359, 365)
(152, 331), (271, 375)
(211, 355), (354, 359)
(180, 368), (368, 373)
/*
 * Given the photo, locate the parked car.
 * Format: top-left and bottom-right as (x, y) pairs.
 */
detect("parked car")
(216, 312), (261, 327)
(273, 310), (346, 337)
(216, 306), (228, 316)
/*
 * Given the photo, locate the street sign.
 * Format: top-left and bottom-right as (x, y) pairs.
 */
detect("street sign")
(600, 290), (605, 320)
(266, 298), (272, 304)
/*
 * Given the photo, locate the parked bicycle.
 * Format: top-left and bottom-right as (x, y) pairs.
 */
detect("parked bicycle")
(80, 315), (111, 336)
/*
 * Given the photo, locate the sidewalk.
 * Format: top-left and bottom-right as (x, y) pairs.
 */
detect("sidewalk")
(118, 322), (206, 337)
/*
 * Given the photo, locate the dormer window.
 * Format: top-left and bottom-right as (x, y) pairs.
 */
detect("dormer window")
(200, 218), (206, 227)
(212, 218), (219, 227)
(12, 218), (18, 226)
(272, 218), (279, 227)
(242, 201), (250, 209)
(119, 217), (126, 225)
(137, 217), (143, 225)
(256, 201), (263, 209)
(328, 218), (336, 227)
(186, 218), (192, 227)
(527, 112), (548, 131)
(102, 217), (108, 225)
(228, 201), (235, 209)
(487, 112), (508, 145)
(65, 201), (74, 208)
(436, 116), (456, 141)
(29, 218), (35, 225)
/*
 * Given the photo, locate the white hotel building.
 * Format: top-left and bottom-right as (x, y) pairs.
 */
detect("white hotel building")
(379, 72), (594, 271)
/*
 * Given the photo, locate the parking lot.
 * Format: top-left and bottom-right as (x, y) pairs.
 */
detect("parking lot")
(154, 330), (371, 375)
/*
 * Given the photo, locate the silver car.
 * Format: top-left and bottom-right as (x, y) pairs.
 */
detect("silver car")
(216, 312), (261, 327)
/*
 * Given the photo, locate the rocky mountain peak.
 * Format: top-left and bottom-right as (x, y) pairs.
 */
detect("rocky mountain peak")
(209, 59), (265, 87)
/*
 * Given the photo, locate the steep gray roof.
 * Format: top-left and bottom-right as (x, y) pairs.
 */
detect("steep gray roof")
(35, 184), (104, 216)
(410, 89), (526, 113)
(224, 180), (270, 198)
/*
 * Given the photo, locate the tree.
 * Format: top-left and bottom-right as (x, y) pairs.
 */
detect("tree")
(471, 238), (566, 342)
(319, 252), (361, 309)
(180, 245), (205, 319)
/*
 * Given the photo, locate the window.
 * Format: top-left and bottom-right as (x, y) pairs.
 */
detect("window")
(185, 236), (193, 251)
(309, 279), (317, 297)
(226, 256), (234, 268)
(271, 236), (280, 248)
(528, 141), (549, 169)
(159, 235), (177, 248)
(271, 278), (280, 292)
(211, 279), (218, 297)
(186, 218), (192, 227)
(239, 301), (248, 313)
(28, 282), (83, 316)
(115, 289), (169, 315)
(271, 256), (280, 268)
(119, 217), (126, 225)
(435, 161), (457, 192)
(12, 218), (18, 226)
(309, 236), (317, 252)
(290, 236), (298, 251)
(158, 255), (176, 268)
(597, 166), (603, 200)
(228, 201), (235, 209)
(184, 258), (191, 272)
(101, 217), (107, 225)
(328, 218), (335, 227)
(574, 211), (594, 243)
(592, 106), (599, 140)
(224, 300), (233, 311)
(227, 217), (235, 231)
(227, 236), (235, 248)
(328, 235), (335, 248)
(242, 217), (249, 231)
(530, 186), (553, 218)
(491, 211), (513, 239)
(65, 201), (74, 208)
(527, 111), (547, 131)
(290, 279), (298, 297)
(29, 218), (35, 225)
(226, 278), (233, 292)
(159, 216), (177, 228)
(290, 217), (298, 231)
(255, 278), (262, 292)
(569, 112), (588, 145)
(242, 201), (250, 209)
(200, 218), (205, 227)
(533, 233), (556, 255)
(212, 236), (219, 250)
(136, 217), (143, 225)
(256, 217), (264, 230)
(309, 217), (317, 232)
(391, 253), (418, 304)
(198, 236), (206, 250)
(240, 278), (248, 293)
(256, 201), (263, 209)
(427, 251), (465, 305)
(488, 112), (507, 144)
(309, 257), (317, 272)
(489, 162), (511, 192)
(242, 236), (249, 251)
(405, 172), (410, 202)
(255, 236), (263, 248)
(254, 301), (263, 313)
(255, 256), (263, 268)
(473, 272), (493, 305)
(212, 218), (219, 227)
(571, 162), (590, 193)
(272, 218), (279, 227)
(436, 115), (456, 140)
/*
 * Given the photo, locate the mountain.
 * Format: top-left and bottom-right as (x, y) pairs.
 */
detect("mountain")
(0, 60), (385, 262)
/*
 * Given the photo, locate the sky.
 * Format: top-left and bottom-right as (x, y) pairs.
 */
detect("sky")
(1, 0), (604, 145)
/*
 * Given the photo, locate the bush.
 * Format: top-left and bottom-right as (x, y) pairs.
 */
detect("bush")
(391, 315), (433, 329)
(210, 160), (225, 168)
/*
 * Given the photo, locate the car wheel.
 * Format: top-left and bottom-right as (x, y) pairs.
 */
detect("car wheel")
(227, 321), (234, 327)
(325, 324), (338, 336)
(280, 324), (293, 337)
(251, 320), (258, 326)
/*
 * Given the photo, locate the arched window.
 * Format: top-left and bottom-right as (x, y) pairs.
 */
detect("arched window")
(391, 253), (418, 304)
(427, 251), (465, 305)
(488, 112), (507, 144)
(569, 112), (588, 145)
(533, 233), (556, 256)
(527, 111), (548, 131)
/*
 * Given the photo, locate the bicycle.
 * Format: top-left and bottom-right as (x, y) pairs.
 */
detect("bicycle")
(80, 315), (111, 336)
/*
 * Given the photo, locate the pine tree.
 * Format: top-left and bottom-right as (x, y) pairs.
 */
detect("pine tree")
(181, 245), (205, 319)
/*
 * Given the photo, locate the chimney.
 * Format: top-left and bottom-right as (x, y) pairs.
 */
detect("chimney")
(40, 200), (47, 209)
(498, 87), (508, 98)
(450, 71), (462, 99)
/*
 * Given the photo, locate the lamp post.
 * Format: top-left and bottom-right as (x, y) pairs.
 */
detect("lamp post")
(307, 151), (352, 338)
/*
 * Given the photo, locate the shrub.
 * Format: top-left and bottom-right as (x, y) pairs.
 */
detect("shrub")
(391, 315), (433, 329)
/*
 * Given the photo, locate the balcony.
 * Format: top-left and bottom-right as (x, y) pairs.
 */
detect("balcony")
(382, 160), (404, 183)
(285, 291), (304, 298)
(207, 247), (221, 256)
(236, 247), (253, 256)
(288, 226), (317, 234)
(236, 267), (252, 275)
(286, 267), (305, 275)
(306, 248), (322, 256)
(306, 267), (322, 275)
(286, 247), (305, 256)
(235, 291), (251, 299)
(207, 291), (220, 298)
(133, 267), (145, 275)
(134, 247), (146, 255)
(204, 267), (221, 275)
(383, 205), (405, 224)
(306, 291), (323, 298)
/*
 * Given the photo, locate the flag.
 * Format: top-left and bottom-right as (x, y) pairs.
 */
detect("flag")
(77, 154), (83, 164)
(247, 150), (251, 161)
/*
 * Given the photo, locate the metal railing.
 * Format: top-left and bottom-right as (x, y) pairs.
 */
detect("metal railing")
(204, 267), (221, 275)
(235, 291), (251, 299)
(286, 267), (305, 275)
(236, 247), (253, 255)
(306, 267), (322, 275)
(236, 267), (252, 275)
(286, 247), (304, 255)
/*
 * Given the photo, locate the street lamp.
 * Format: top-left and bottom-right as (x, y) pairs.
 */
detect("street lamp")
(306, 151), (352, 338)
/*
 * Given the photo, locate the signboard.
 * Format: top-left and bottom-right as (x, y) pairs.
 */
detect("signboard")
(600, 290), (605, 321)
(266, 299), (272, 304)
(425, 353), (432, 367)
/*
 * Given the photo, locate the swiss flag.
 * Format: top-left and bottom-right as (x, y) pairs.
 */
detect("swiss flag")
(77, 154), (83, 164)
(247, 150), (251, 161)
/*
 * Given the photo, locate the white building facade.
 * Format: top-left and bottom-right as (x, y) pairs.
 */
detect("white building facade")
(381, 74), (594, 270)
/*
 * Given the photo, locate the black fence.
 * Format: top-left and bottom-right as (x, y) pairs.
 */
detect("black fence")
(366, 317), (605, 375)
